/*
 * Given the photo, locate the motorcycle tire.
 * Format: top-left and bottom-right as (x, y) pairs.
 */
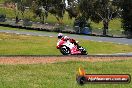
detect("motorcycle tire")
(81, 51), (88, 55)
(78, 46), (88, 55)
(60, 46), (71, 55)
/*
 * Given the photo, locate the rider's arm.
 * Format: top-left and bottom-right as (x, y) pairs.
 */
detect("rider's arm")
(69, 38), (76, 43)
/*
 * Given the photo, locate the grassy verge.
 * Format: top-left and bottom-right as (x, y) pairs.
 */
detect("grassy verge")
(0, 0), (4, 3)
(0, 33), (132, 55)
(0, 26), (21, 30)
(0, 59), (132, 88)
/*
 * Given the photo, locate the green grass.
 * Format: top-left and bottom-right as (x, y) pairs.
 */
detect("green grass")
(91, 19), (122, 30)
(0, 7), (15, 18)
(0, 26), (20, 30)
(0, 32), (132, 55)
(91, 18), (123, 35)
(45, 12), (74, 26)
(0, 59), (132, 88)
(0, 33), (60, 55)
(0, 0), (4, 3)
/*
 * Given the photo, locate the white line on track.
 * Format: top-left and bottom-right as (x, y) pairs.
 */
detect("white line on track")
(26, 34), (30, 36)
(96, 54), (106, 55)
(116, 53), (126, 54)
(38, 35), (43, 36)
(49, 36), (53, 37)
(98, 41), (103, 42)
(16, 33), (20, 34)
(125, 44), (129, 45)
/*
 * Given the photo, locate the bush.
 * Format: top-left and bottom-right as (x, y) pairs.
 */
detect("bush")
(23, 19), (32, 26)
(122, 0), (132, 38)
(0, 14), (6, 22)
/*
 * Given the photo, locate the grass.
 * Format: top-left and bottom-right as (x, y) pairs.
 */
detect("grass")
(0, 26), (20, 30)
(0, 32), (132, 55)
(0, 33), (60, 55)
(0, 0), (4, 3)
(91, 18), (123, 35)
(0, 59), (132, 88)
(0, 7), (16, 18)
(91, 18), (122, 30)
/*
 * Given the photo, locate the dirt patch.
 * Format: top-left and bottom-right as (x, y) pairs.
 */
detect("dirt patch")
(0, 56), (131, 64)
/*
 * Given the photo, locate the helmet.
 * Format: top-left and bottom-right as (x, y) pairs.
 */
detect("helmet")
(58, 33), (63, 39)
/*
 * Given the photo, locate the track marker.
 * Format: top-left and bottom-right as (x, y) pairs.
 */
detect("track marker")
(98, 41), (102, 42)
(49, 36), (53, 37)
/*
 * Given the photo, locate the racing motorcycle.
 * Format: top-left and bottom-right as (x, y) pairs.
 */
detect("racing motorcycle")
(56, 39), (87, 55)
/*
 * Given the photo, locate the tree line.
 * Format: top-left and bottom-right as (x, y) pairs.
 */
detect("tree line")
(4, 0), (132, 37)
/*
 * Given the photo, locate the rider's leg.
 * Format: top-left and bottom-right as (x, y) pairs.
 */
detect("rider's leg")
(73, 42), (80, 49)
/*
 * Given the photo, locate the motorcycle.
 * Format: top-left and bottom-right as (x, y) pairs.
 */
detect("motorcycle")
(56, 39), (87, 55)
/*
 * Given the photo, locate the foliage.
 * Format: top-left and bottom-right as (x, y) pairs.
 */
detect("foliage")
(74, 16), (87, 28)
(5, 0), (33, 23)
(2, 0), (131, 36)
(30, 0), (66, 24)
(66, 0), (80, 19)
(121, 0), (132, 38)
(79, 0), (121, 35)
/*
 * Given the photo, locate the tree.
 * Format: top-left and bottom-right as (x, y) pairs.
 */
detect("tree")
(5, 0), (33, 23)
(121, 0), (132, 38)
(79, 0), (121, 36)
(66, 0), (91, 33)
(49, 0), (66, 24)
(5, 0), (19, 23)
(31, 0), (48, 24)
(66, 0), (80, 19)
(32, 0), (66, 24)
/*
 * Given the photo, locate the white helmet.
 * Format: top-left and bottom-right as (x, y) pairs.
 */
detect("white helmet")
(58, 33), (63, 39)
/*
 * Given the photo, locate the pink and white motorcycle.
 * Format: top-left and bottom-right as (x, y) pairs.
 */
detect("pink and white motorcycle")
(56, 39), (87, 55)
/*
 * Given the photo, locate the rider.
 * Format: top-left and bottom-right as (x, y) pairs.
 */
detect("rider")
(57, 33), (80, 49)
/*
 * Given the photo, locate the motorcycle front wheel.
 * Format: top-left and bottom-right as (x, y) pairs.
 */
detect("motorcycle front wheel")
(79, 46), (88, 55)
(60, 46), (71, 55)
